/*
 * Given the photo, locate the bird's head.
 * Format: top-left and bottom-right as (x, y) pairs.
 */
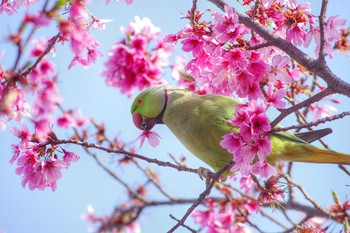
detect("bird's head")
(131, 85), (168, 131)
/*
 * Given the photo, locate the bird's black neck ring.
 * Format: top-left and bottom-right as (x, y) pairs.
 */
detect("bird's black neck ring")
(155, 86), (169, 124)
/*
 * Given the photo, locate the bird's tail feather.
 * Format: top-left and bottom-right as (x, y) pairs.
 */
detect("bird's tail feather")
(282, 144), (350, 165)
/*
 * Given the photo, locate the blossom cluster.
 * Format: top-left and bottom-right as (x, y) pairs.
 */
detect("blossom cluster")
(246, 0), (346, 58)
(0, 0), (39, 15)
(58, 0), (105, 69)
(192, 198), (258, 233)
(164, 2), (346, 177)
(57, 109), (90, 129)
(101, 16), (174, 96)
(220, 101), (276, 177)
(165, 5), (293, 100)
(1, 34), (89, 191)
(10, 125), (80, 191)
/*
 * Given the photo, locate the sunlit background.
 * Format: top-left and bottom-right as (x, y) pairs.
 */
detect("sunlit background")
(0, 1), (349, 232)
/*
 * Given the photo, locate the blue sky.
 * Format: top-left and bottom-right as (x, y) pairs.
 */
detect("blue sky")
(0, 1), (350, 233)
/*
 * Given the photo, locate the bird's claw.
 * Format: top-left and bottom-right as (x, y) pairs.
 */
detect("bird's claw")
(198, 167), (225, 186)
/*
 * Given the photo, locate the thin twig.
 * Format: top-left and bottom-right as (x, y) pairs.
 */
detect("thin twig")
(170, 215), (197, 233)
(246, 41), (271, 50)
(271, 111), (350, 133)
(271, 88), (334, 127)
(338, 164), (350, 176)
(167, 161), (233, 233)
(132, 159), (178, 201)
(17, 33), (59, 79)
(86, 147), (148, 202)
(259, 209), (290, 230)
(46, 138), (199, 174)
(246, 218), (265, 233)
(281, 173), (336, 218)
(190, 0), (198, 26)
(318, 0), (328, 60)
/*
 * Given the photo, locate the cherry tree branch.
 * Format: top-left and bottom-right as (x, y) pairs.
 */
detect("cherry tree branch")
(270, 88), (334, 127)
(85, 147), (148, 202)
(46, 138), (199, 175)
(169, 215), (197, 233)
(281, 173), (342, 220)
(207, 0), (350, 98)
(167, 161), (233, 233)
(190, 0), (198, 26)
(271, 110), (350, 133)
(1, 33), (60, 108)
(318, 0), (328, 60)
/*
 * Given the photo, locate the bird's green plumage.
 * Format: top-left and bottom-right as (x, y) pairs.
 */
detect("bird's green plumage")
(161, 87), (240, 172)
(131, 85), (350, 173)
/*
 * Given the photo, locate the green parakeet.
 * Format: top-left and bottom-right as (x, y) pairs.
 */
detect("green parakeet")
(131, 85), (350, 175)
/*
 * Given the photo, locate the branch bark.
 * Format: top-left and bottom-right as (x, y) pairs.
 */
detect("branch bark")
(207, 0), (350, 98)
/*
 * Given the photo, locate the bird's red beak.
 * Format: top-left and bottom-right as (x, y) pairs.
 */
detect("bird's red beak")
(132, 113), (156, 131)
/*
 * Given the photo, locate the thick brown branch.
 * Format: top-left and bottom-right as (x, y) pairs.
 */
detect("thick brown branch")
(207, 0), (350, 97)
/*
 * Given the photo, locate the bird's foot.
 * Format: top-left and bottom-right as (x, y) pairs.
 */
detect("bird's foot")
(198, 167), (226, 186)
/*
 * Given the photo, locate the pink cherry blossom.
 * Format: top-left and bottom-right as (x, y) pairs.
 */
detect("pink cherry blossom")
(265, 84), (286, 109)
(247, 51), (267, 81)
(87, 47), (103, 64)
(192, 209), (214, 227)
(325, 15), (346, 42)
(267, 55), (292, 83)
(212, 5), (248, 43)
(0, 119), (6, 131)
(102, 16), (172, 96)
(304, 27), (320, 54)
(13, 0), (39, 9)
(15, 149), (38, 177)
(192, 199), (254, 232)
(11, 138), (79, 191)
(252, 161), (277, 177)
(240, 175), (254, 194)
(181, 34), (205, 57)
(24, 12), (51, 26)
(0, 2), (17, 15)
(74, 109), (90, 127)
(11, 125), (31, 142)
(86, 17), (112, 31)
(250, 113), (271, 136)
(57, 113), (75, 128)
(29, 39), (46, 57)
(57, 0), (103, 69)
(310, 103), (337, 121)
(9, 143), (25, 164)
(63, 150), (80, 166)
(221, 101), (273, 177)
(134, 130), (161, 148)
(224, 49), (248, 69)
(220, 132), (242, 154)
(43, 158), (67, 186)
(229, 105), (249, 127)
(286, 24), (307, 46)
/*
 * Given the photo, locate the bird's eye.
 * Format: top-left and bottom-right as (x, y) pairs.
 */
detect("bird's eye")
(137, 98), (143, 106)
